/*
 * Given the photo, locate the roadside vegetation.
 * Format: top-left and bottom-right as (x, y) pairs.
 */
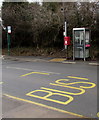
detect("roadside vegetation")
(2, 1), (99, 60)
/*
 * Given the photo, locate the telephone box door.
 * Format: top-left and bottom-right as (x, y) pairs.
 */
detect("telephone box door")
(73, 28), (90, 61)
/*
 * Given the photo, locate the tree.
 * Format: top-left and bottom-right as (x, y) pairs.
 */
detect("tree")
(2, 2), (32, 47)
(2, 1), (98, 54)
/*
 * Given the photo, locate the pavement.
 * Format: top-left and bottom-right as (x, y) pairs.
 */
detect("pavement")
(1, 55), (98, 119)
(1, 55), (99, 66)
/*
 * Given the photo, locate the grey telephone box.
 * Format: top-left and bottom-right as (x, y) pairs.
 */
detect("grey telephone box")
(73, 28), (90, 61)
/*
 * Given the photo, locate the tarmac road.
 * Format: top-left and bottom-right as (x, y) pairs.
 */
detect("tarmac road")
(2, 57), (97, 118)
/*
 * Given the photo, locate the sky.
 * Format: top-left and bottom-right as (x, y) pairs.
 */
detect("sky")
(0, 0), (43, 7)
(0, 0), (98, 7)
(0, 0), (3, 6)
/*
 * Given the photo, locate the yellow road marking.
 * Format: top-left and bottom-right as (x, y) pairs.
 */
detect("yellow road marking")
(3, 93), (84, 118)
(97, 112), (99, 117)
(50, 58), (66, 62)
(26, 89), (73, 105)
(42, 86), (85, 95)
(0, 82), (3, 84)
(67, 76), (89, 80)
(54, 79), (96, 89)
(20, 72), (50, 77)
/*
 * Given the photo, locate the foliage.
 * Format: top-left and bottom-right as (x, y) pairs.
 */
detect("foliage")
(2, 2), (98, 56)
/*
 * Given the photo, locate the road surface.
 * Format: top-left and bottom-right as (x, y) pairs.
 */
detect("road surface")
(2, 58), (97, 118)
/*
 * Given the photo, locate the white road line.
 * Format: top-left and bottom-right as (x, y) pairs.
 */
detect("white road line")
(0, 55), (4, 59)
(89, 63), (99, 66)
(6, 66), (61, 75)
(62, 61), (76, 64)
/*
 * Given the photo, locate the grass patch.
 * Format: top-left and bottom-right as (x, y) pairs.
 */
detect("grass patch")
(2, 47), (72, 58)
(2, 46), (99, 60)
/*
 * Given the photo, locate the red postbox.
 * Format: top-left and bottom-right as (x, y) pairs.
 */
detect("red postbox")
(64, 37), (71, 45)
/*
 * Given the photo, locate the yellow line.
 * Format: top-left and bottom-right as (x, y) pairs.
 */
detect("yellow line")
(20, 72), (50, 77)
(67, 76), (89, 80)
(50, 58), (66, 62)
(97, 112), (99, 117)
(3, 93), (84, 118)
(0, 82), (3, 84)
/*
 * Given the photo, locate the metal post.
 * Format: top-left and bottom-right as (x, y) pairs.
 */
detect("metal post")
(63, 3), (68, 59)
(65, 21), (67, 37)
(7, 33), (10, 56)
(84, 29), (86, 61)
(64, 21), (67, 49)
(7, 26), (11, 56)
(64, 21), (68, 59)
(73, 30), (75, 61)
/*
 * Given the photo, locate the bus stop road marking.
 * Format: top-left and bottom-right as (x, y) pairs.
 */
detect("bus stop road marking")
(20, 72), (50, 77)
(3, 93), (85, 118)
(67, 76), (89, 80)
